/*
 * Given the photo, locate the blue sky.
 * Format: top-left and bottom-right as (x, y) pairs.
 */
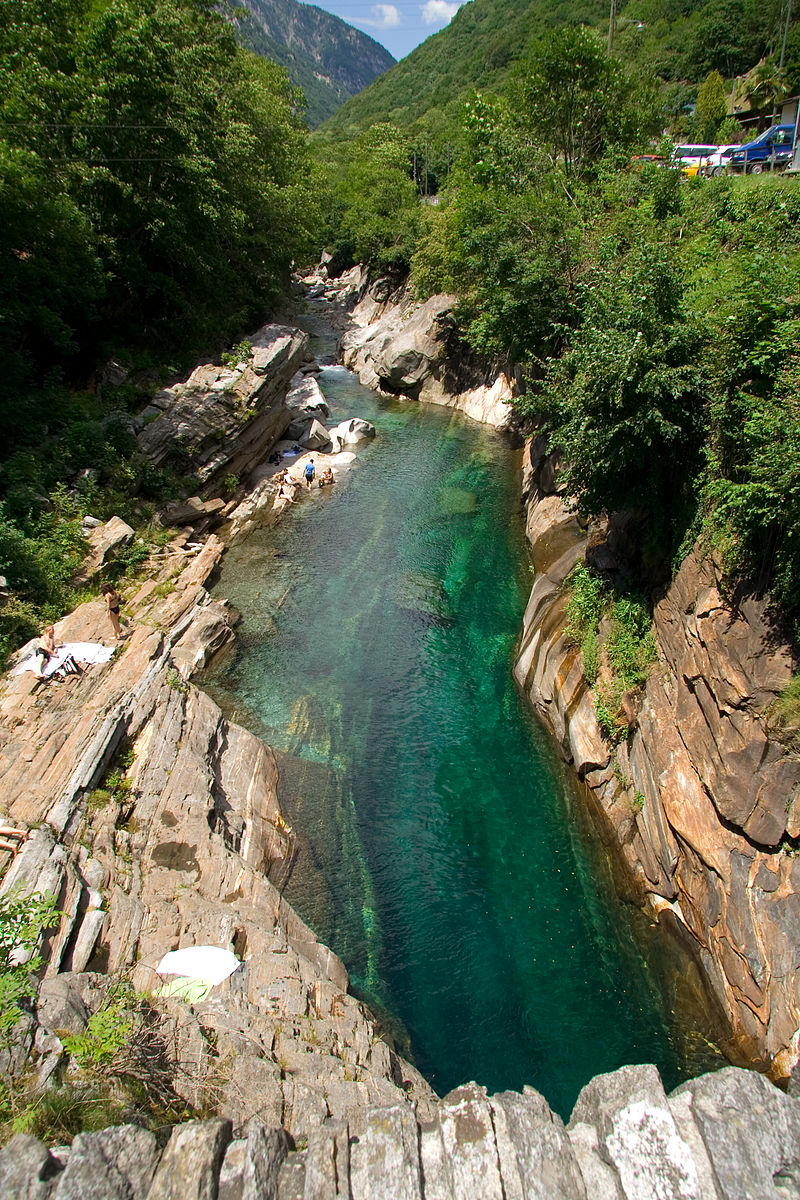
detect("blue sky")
(313, 0), (469, 61)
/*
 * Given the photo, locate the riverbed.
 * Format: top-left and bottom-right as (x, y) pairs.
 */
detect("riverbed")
(204, 308), (723, 1117)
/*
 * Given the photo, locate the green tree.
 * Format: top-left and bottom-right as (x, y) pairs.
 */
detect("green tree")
(538, 242), (706, 538)
(412, 93), (579, 361)
(510, 27), (658, 177)
(334, 124), (422, 269)
(0, 891), (61, 1041)
(695, 70), (727, 140)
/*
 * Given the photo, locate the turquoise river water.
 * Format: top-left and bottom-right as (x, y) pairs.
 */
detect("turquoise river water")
(205, 324), (723, 1118)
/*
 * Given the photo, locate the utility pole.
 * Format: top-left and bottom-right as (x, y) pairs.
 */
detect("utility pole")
(608, 0), (616, 54)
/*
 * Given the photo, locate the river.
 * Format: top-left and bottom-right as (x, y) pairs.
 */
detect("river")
(203, 304), (722, 1118)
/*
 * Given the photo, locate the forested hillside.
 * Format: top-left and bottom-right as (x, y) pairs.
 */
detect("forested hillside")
(319, 0), (798, 140)
(0, 0), (316, 656)
(231, 0), (394, 128)
(316, 20), (800, 676)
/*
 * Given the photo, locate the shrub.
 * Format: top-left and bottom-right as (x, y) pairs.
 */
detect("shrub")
(771, 673), (800, 749)
(0, 891), (61, 1042)
(565, 563), (607, 645)
(605, 595), (657, 690)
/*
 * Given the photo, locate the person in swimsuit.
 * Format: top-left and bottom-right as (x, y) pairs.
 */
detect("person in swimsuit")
(101, 583), (123, 640)
(35, 626), (56, 677)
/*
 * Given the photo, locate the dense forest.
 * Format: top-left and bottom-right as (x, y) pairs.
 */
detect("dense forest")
(1, 0), (799, 668)
(318, 0), (800, 141)
(0, 0), (316, 655)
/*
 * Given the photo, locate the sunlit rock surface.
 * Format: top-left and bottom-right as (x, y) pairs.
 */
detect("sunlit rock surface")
(514, 436), (800, 1077)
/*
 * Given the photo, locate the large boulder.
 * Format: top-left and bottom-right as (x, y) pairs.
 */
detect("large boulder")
(329, 418), (375, 453)
(299, 419), (332, 451)
(72, 516), (134, 585)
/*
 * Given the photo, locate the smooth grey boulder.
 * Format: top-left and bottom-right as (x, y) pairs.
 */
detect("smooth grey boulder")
(349, 1106), (421, 1200)
(673, 1066), (800, 1200)
(569, 1064), (704, 1200)
(35, 976), (90, 1037)
(493, 1086), (587, 1199)
(0, 1134), (62, 1200)
(146, 1119), (231, 1200)
(328, 419), (375, 453)
(53, 1125), (160, 1200)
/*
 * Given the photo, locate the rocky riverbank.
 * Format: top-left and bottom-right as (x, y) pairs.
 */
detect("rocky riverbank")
(0, 317), (435, 1143)
(3, 1060), (800, 1198)
(301, 261), (514, 428)
(514, 438), (800, 1080)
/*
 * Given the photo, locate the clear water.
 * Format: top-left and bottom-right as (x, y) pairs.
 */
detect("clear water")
(205, 340), (723, 1118)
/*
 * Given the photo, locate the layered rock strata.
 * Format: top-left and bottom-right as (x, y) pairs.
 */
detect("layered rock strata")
(514, 439), (800, 1076)
(2, 1062), (798, 1199)
(136, 323), (311, 496)
(301, 264), (513, 429)
(0, 320), (437, 1140)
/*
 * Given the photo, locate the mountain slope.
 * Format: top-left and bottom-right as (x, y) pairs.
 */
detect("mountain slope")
(318, 0), (793, 138)
(232, 0), (395, 128)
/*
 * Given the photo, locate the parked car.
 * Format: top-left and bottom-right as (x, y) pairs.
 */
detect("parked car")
(727, 125), (795, 174)
(702, 144), (739, 177)
(671, 144), (718, 176)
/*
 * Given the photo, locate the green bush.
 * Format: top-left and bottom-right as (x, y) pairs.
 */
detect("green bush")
(771, 673), (800, 749)
(0, 891), (61, 1043)
(605, 595), (657, 690)
(565, 563), (607, 645)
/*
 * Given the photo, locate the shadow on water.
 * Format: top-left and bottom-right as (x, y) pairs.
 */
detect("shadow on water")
(203, 349), (726, 1117)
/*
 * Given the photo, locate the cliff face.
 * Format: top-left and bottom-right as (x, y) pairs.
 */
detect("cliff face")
(514, 439), (800, 1076)
(232, 0), (395, 128)
(303, 264), (514, 430)
(0, 319), (436, 1141)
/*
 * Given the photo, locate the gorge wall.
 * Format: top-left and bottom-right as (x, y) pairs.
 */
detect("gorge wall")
(0, 320), (435, 1144)
(3, 274), (800, 1197)
(310, 263), (800, 1078)
(513, 438), (800, 1078)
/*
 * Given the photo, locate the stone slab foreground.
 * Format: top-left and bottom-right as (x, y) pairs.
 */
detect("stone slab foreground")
(1, 1065), (798, 1199)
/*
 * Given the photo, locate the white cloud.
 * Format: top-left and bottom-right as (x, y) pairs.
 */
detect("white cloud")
(420, 0), (463, 25)
(350, 4), (402, 27)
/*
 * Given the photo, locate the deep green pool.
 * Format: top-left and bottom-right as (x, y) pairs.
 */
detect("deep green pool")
(205, 350), (722, 1117)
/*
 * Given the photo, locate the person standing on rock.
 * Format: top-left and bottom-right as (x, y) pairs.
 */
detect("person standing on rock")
(101, 583), (123, 641)
(304, 459), (315, 491)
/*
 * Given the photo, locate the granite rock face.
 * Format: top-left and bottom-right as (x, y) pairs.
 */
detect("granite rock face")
(136, 323), (310, 496)
(513, 438), (800, 1076)
(324, 274), (513, 429)
(2, 1065), (798, 1199)
(0, 527), (434, 1141)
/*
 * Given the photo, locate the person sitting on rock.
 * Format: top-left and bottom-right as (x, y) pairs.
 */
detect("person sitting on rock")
(276, 471), (294, 504)
(318, 467), (334, 488)
(35, 625), (56, 678)
(304, 459), (315, 491)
